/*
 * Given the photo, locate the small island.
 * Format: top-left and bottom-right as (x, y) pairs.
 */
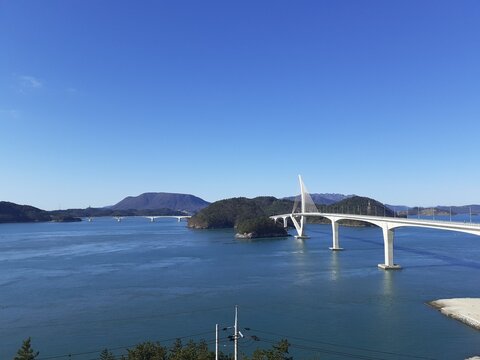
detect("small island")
(235, 216), (288, 239)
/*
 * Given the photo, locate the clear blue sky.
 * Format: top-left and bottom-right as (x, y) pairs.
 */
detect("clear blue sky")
(1, 0), (479, 210)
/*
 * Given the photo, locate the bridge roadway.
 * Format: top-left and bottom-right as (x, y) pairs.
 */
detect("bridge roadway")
(271, 212), (480, 270)
(144, 215), (191, 222)
(110, 215), (191, 222)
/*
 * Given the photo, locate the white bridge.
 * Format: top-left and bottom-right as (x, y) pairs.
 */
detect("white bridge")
(271, 176), (480, 269)
(111, 216), (191, 222)
(144, 215), (191, 222)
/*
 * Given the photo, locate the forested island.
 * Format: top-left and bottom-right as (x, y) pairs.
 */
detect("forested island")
(188, 197), (291, 238)
(188, 195), (397, 238)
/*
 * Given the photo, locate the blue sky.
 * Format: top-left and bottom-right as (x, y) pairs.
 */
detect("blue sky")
(1, 0), (479, 210)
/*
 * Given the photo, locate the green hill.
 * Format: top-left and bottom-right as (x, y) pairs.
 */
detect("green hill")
(188, 197), (291, 238)
(0, 202), (53, 223)
(322, 196), (395, 217)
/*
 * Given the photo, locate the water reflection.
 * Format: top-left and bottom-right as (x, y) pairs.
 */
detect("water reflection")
(292, 238), (306, 262)
(330, 251), (340, 281)
(382, 269), (394, 298)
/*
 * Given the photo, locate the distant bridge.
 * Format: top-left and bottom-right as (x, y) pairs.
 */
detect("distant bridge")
(271, 176), (480, 269)
(144, 215), (191, 222)
(110, 215), (191, 223)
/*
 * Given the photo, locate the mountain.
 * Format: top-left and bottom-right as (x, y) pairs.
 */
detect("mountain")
(0, 201), (51, 223)
(436, 205), (480, 215)
(0, 202), (81, 223)
(110, 192), (210, 213)
(329, 196), (395, 217)
(386, 204), (410, 212)
(284, 193), (354, 205)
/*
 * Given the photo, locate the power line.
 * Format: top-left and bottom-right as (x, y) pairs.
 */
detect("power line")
(257, 336), (395, 360)
(250, 328), (436, 360)
(37, 330), (217, 360)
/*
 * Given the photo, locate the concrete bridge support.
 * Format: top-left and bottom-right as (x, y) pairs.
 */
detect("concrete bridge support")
(291, 215), (309, 239)
(283, 216), (288, 228)
(329, 221), (343, 251)
(378, 226), (401, 270)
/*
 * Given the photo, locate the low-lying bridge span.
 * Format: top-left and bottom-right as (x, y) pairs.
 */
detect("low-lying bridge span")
(271, 176), (480, 269)
(110, 215), (191, 222)
(144, 215), (191, 222)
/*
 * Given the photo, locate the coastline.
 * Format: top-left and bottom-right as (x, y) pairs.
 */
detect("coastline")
(429, 298), (480, 330)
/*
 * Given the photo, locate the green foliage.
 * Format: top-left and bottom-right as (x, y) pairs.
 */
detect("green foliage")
(188, 197), (293, 229)
(115, 339), (230, 360)
(124, 341), (168, 360)
(13, 338), (39, 360)
(12, 336), (292, 360)
(320, 196), (394, 217)
(99, 348), (116, 360)
(0, 202), (51, 223)
(236, 216), (287, 237)
(245, 339), (292, 360)
(168, 339), (214, 360)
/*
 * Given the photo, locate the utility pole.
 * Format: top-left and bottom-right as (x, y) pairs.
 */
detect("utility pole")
(215, 324), (219, 360)
(234, 305), (239, 360)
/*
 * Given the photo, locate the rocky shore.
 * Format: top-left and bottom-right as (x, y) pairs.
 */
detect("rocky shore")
(235, 232), (290, 239)
(429, 298), (480, 330)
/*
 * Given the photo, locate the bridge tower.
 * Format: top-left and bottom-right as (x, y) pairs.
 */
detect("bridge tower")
(291, 175), (317, 239)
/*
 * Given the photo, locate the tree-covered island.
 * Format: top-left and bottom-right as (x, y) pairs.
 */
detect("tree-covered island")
(188, 195), (399, 238)
(188, 197), (292, 239)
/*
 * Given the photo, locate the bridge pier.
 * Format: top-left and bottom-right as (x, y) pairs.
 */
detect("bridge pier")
(329, 221), (343, 251)
(292, 215), (309, 239)
(283, 216), (288, 228)
(378, 227), (401, 270)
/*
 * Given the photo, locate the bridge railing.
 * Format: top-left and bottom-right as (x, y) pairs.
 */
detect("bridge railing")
(299, 205), (479, 226)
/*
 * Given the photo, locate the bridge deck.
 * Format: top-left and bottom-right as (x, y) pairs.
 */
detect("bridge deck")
(272, 212), (480, 233)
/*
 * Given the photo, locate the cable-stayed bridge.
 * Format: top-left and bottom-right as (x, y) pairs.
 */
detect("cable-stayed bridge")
(271, 176), (480, 269)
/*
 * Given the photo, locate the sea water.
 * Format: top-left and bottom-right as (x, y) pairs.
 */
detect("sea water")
(1, 216), (479, 359)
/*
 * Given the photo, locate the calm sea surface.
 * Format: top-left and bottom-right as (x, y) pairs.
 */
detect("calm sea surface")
(1, 216), (480, 359)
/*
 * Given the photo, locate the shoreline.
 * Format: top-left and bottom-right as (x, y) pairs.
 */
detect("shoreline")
(429, 298), (480, 330)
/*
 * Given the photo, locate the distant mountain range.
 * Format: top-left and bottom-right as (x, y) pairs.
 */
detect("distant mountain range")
(284, 193), (354, 205)
(109, 192), (210, 214)
(387, 204), (480, 215)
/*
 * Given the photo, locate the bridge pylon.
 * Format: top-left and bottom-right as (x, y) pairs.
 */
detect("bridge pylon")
(292, 175), (317, 239)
